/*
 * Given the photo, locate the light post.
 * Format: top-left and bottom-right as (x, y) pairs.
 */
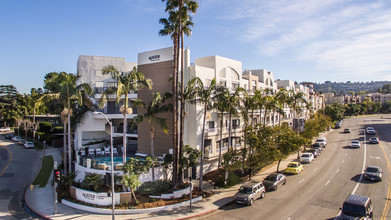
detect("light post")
(93, 112), (115, 219)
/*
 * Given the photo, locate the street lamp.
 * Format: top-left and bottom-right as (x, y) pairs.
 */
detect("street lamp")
(92, 111), (115, 219)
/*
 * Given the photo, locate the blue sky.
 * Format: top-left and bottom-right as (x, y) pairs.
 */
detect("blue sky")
(1, 0), (391, 94)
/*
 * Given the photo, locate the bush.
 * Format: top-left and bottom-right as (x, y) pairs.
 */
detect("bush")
(52, 126), (63, 134)
(137, 180), (171, 195)
(38, 122), (52, 133)
(35, 141), (44, 149)
(215, 171), (242, 188)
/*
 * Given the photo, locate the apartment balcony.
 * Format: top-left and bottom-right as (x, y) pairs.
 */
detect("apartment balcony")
(94, 87), (137, 99)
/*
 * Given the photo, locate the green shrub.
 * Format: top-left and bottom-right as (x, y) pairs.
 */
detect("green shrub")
(35, 141), (44, 149)
(137, 180), (171, 195)
(215, 171), (242, 188)
(52, 126), (63, 134)
(38, 122), (52, 133)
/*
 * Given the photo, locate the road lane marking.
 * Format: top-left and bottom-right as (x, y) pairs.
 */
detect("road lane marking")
(342, 160), (344, 163)
(0, 144), (13, 177)
(325, 180), (330, 185)
(336, 169), (340, 173)
(379, 140), (391, 220)
(298, 179), (304, 184)
(351, 129), (367, 195)
(370, 156), (381, 160)
(313, 168), (318, 172)
(345, 153), (347, 157)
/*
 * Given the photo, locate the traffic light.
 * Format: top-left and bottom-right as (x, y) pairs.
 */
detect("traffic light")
(54, 169), (61, 183)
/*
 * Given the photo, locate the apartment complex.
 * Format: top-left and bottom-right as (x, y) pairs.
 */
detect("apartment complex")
(74, 47), (321, 179)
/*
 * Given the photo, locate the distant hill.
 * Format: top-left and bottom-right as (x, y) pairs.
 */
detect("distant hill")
(310, 81), (391, 95)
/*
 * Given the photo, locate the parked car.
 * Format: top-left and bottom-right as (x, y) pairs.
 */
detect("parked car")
(18, 139), (26, 146)
(5, 134), (14, 140)
(335, 122), (341, 129)
(0, 127), (11, 132)
(285, 162), (304, 174)
(234, 181), (265, 205)
(366, 127), (376, 135)
(311, 143), (323, 152)
(263, 173), (286, 191)
(316, 138), (327, 147)
(24, 142), (35, 149)
(364, 166), (382, 181)
(369, 137), (379, 144)
(300, 152), (314, 164)
(12, 136), (22, 142)
(350, 140), (361, 148)
(308, 149), (320, 158)
(344, 128), (351, 133)
(338, 194), (373, 219)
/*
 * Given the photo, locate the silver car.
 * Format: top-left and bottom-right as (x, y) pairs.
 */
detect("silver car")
(234, 181), (265, 205)
(263, 173), (287, 191)
(24, 142), (35, 149)
(350, 140), (361, 148)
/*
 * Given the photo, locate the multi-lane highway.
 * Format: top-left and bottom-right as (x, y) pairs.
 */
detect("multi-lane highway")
(199, 115), (391, 220)
(0, 135), (40, 219)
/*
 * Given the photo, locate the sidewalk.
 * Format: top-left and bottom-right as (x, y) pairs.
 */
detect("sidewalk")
(24, 131), (329, 220)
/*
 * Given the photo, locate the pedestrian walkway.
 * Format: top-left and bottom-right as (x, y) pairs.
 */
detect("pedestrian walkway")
(25, 130), (330, 220)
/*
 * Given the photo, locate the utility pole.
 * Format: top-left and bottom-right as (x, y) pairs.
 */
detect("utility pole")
(53, 161), (58, 214)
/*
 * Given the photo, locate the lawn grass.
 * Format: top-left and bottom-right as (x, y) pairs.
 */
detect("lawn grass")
(32, 155), (54, 188)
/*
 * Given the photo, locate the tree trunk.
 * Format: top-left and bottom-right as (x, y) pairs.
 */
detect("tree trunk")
(171, 34), (179, 189)
(277, 160), (281, 173)
(179, 18), (185, 185)
(228, 113), (232, 150)
(198, 104), (207, 191)
(68, 112), (72, 173)
(33, 108), (36, 142)
(217, 110), (223, 171)
(130, 187), (137, 202)
(224, 169), (229, 185)
(151, 127), (155, 181)
(63, 121), (67, 174)
(123, 112), (127, 164)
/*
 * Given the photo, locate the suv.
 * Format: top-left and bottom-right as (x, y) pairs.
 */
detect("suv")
(234, 181), (265, 205)
(339, 194), (373, 219)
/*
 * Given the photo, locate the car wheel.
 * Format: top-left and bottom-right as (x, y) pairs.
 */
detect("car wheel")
(261, 191), (265, 198)
(248, 198), (254, 206)
(274, 185), (278, 191)
(283, 179), (286, 185)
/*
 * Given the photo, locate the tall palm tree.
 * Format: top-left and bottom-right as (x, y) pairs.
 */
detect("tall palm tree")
(213, 86), (228, 171)
(189, 77), (216, 190)
(99, 65), (152, 165)
(52, 72), (92, 174)
(160, 0), (199, 188)
(133, 92), (173, 181)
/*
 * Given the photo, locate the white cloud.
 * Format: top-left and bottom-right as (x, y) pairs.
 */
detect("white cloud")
(215, 0), (391, 81)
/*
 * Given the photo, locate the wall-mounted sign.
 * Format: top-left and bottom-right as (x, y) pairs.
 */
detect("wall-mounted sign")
(148, 55), (160, 62)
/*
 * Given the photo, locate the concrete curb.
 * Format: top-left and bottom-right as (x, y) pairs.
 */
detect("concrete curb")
(62, 196), (203, 215)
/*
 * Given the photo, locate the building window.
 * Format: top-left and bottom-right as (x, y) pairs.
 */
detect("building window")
(252, 80), (257, 91)
(208, 121), (215, 132)
(232, 119), (240, 129)
(107, 82), (117, 88)
(232, 82), (239, 89)
(219, 81), (227, 87)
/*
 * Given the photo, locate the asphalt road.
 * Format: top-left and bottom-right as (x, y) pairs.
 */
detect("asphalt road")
(199, 115), (391, 220)
(0, 134), (41, 219)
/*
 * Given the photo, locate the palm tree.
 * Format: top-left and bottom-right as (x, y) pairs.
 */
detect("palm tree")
(133, 92), (172, 181)
(189, 77), (216, 190)
(55, 72), (92, 174)
(99, 65), (152, 165)
(213, 86), (228, 171)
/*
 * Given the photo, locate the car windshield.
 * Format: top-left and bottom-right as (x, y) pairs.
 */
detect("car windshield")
(342, 204), (366, 217)
(310, 150), (317, 154)
(301, 154), (310, 157)
(366, 167), (379, 173)
(351, 141), (359, 144)
(239, 186), (253, 194)
(265, 174), (278, 181)
(317, 139), (324, 142)
(313, 143), (321, 147)
(370, 137), (377, 140)
(288, 163), (297, 168)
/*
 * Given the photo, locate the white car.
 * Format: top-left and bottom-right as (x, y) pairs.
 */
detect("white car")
(316, 137), (327, 147)
(0, 127), (11, 132)
(24, 142), (35, 149)
(366, 127), (376, 135)
(12, 136), (22, 142)
(300, 153), (314, 163)
(350, 140), (361, 148)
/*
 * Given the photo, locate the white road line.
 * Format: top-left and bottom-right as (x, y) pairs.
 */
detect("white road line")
(345, 153), (347, 157)
(342, 160), (344, 163)
(313, 168), (318, 172)
(351, 129), (367, 195)
(325, 180), (331, 185)
(298, 179), (305, 184)
(287, 218), (291, 220)
(336, 169), (340, 173)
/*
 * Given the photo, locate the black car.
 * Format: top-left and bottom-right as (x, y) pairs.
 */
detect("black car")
(308, 149), (320, 158)
(263, 173), (286, 191)
(311, 143), (323, 152)
(5, 134), (14, 140)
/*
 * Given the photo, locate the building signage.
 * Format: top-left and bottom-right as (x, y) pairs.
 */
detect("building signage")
(148, 54), (160, 62)
(73, 186), (120, 206)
